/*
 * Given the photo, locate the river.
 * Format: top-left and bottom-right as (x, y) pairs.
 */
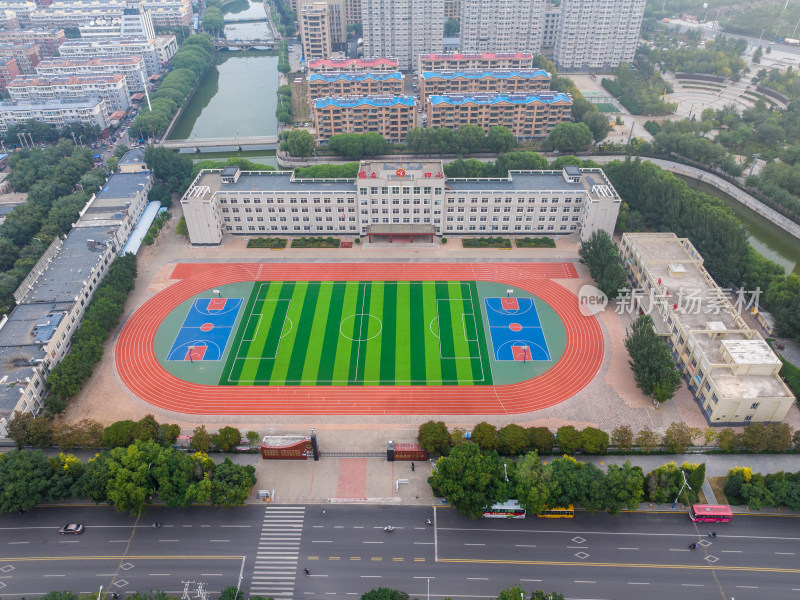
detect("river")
(168, 0), (279, 141)
(682, 177), (800, 275)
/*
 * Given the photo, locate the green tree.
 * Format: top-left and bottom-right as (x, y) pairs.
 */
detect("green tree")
(27, 416), (54, 448)
(515, 450), (556, 515)
(604, 461), (644, 514)
(740, 423), (769, 453)
(209, 458), (256, 506)
(547, 122), (593, 153)
(717, 428), (741, 453)
(144, 146), (193, 195)
(546, 455), (584, 508)
(6, 410), (33, 449)
(176, 216), (188, 237)
(443, 18), (460, 37)
(578, 230), (628, 299)
(498, 424), (530, 456)
(471, 422), (499, 451)
(582, 111), (612, 142)
(360, 589), (410, 600)
(579, 427), (610, 454)
(764, 423), (792, 452)
(105, 441), (159, 514)
(218, 587), (244, 600)
(417, 420), (451, 455)
(457, 123), (485, 155)
(555, 425), (581, 454)
(246, 430), (261, 447)
(662, 422), (696, 454)
(212, 426), (242, 452)
(287, 129), (315, 157)
(624, 314), (682, 402)
(0, 450), (54, 513)
(428, 443), (507, 518)
(611, 425), (634, 450)
(528, 427), (554, 453)
(634, 427), (661, 452)
(487, 126), (515, 153)
(190, 425), (212, 452)
(103, 420), (138, 448)
(497, 584), (527, 600)
(202, 7), (225, 36)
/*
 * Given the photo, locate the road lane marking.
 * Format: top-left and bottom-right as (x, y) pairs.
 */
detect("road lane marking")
(158, 540), (180, 542)
(363, 541), (384, 544)
(220, 525), (251, 528)
(58, 541), (80, 543)
(776, 552), (796, 555)
(44, 574), (66, 577)
(520, 579), (542, 582)
(618, 547), (639, 550)
(209, 540), (231, 543)
(574, 580), (596, 584)
(360, 575), (381, 578)
(736, 586), (758, 589)
(681, 584), (704, 587)
(721, 550), (742, 553)
(515, 545), (537, 548)
(568, 546), (588, 549)
(438, 557), (800, 574)
(628, 582), (650, 585)
(669, 549), (690, 551)
(108, 540), (129, 543)
(201, 574), (223, 576)
(414, 542), (433, 545)
(149, 574), (171, 576)
(464, 543), (485, 546)
(9, 542), (29, 544)
(312, 540), (333, 543)
(467, 578), (488, 580)
(96, 574), (117, 577)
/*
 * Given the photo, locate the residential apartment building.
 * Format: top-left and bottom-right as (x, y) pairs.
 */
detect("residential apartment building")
(16, 0), (192, 29)
(57, 37), (177, 77)
(0, 9), (20, 29)
(0, 29), (66, 57)
(0, 0), (34, 26)
(36, 56), (148, 92)
(620, 232), (795, 424)
(0, 42), (42, 75)
(308, 56), (399, 71)
(361, 0), (444, 70)
(179, 162), (620, 243)
(308, 71), (403, 100)
(554, 0), (645, 70)
(418, 51), (533, 73)
(313, 95), (415, 143)
(7, 74), (131, 112)
(0, 170), (152, 438)
(299, 1), (334, 61)
(459, 0), (544, 54)
(541, 3), (560, 51)
(0, 96), (109, 135)
(444, 0), (459, 20)
(343, 0), (360, 25)
(0, 56), (20, 92)
(426, 92), (572, 139)
(419, 69), (550, 102)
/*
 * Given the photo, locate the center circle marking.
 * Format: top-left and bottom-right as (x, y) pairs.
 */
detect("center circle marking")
(200, 323), (214, 332)
(509, 323), (522, 332)
(340, 314), (383, 342)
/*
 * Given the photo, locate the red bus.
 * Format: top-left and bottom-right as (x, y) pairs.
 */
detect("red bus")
(689, 504), (732, 523)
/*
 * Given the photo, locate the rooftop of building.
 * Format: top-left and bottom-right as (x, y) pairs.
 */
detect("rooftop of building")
(118, 147), (145, 167)
(6, 73), (124, 86)
(59, 37), (158, 47)
(711, 370), (790, 400)
(22, 225), (116, 304)
(36, 56), (143, 67)
(308, 57), (398, 69)
(419, 52), (534, 61)
(422, 69), (551, 80)
(309, 71), (403, 82)
(0, 28), (65, 35)
(186, 170), (356, 202)
(314, 95), (416, 109)
(79, 173), (150, 224)
(0, 95), (103, 110)
(429, 92), (572, 106)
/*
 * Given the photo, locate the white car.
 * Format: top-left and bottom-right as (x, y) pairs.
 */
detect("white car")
(59, 523), (85, 535)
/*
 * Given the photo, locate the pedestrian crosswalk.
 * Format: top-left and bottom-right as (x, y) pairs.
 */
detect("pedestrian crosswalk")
(249, 505), (305, 598)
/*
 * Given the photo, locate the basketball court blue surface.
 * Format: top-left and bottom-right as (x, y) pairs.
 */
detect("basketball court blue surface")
(166, 297), (243, 361)
(484, 297), (551, 362)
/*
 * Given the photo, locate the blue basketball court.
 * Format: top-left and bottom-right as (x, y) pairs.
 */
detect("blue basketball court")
(484, 297), (551, 362)
(166, 297), (243, 361)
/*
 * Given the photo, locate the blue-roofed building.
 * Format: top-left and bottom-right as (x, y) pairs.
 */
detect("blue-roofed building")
(420, 69), (551, 101)
(426, 92), (572, 139)
(308, 71), (404, 101)
(313, 95), (416, 143)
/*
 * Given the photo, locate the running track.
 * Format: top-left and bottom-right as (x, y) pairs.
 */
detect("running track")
(116, 262), (603, 415)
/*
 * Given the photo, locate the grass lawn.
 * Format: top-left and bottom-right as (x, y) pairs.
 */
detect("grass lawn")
(220, 280), (493, 386)
(707, 476), (730, 505)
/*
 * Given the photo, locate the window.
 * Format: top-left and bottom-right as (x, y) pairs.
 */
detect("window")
(750, 402), (760, 409)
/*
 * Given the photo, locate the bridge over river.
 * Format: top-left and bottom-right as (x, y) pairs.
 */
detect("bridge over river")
(214, 38), (276, 50)
(159, 136), (278, 150)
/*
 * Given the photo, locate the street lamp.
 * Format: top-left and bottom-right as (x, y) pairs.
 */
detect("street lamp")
(672, 470), (692, 509)
(757, 28), (766, 46)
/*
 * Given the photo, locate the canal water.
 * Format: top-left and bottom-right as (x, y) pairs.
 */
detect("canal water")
(682, 177), (800, 275)
(168, 0), (278, 140)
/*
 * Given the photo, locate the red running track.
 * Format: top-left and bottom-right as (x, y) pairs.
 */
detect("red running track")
(116, 262), (603, 415)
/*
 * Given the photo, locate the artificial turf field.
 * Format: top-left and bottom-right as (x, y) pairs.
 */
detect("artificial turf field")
(219, 280), (493, 386)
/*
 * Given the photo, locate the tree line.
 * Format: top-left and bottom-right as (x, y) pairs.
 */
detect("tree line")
(4, 120), (101, 148)
(405, 125), (515, 155)
(417, 420), (800, 458)
(131, 34), (214, 139)
(45, 254), (137, 413)
(0, 142), (105, 315)
(605, 158), (800, 341)
(725, 466), (800, 510)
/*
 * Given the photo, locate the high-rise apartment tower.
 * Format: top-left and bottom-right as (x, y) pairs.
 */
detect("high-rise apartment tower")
(361, 0), (444, 70)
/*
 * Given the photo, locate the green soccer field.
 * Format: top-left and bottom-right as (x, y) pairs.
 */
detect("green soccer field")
(219, 281), (493, 386)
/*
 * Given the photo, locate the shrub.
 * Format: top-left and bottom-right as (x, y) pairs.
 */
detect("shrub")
(556, 425), (581, 454)
(580, 427), (610, 454)
(246, 237), (286, 249)
(515, 236), (556, 248)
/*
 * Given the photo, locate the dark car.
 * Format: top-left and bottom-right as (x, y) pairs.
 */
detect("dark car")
(59, 523), (84, 535)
